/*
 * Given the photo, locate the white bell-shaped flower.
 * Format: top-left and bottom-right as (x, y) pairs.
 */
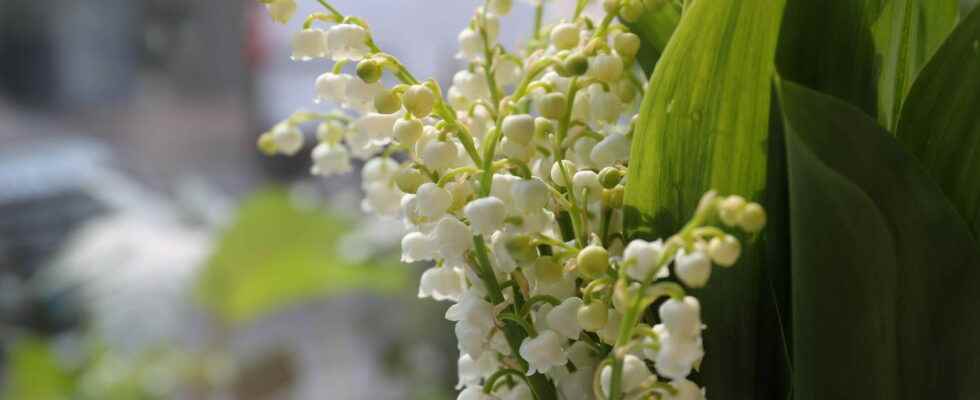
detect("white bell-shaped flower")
(271, 124), (304, 155)
(265, 0), (297, 24)
(495, 57), (523, 86)
(591, 132), (630, 167)
(512, 178), (550, 213)
(708, 235), (741, 267)
(623, 239), (666, 280)
(519, 330), (567, 375)
(416, 183), (453, 219)
(665, 379), (706, 400)
(402, 231), (437, 263)
(675, 248), (712, 288)
(353, 112), (400, 144)
(572, 136), (598, 168)
(325, 23), (371, 61)
(457, 28), (483, 61)
(456, 353), (491, 389)
(453, 70), (492, 101)
(500, 383), (532, 400)
(572, 170), (603, 203)
(418, 266), (465, 301)
(464, 197), (507, 236)
(489, 173), (520, 209)
(457, 385), (491, 400)
(422, 140), (461, 172)
(291, 28), (327, 60)
(652, 326), (704, 380)
(343, 78), (384, 112)
(434, 216), (474, 262)
(590, 53), (624, 83)
(550, 22), (580, 50)
(557, 366), (596, 400)
(361, 181), (402, 215)
(659, 296), (703, 338)
(547, 297), (584, 340)
(362, 157), (399, 182)
(566, 340), (599, 370)
(455, 319), (490, 360)
(597, 309), (622, 345)
(588, 84), (623, 124)
(490, 230), (518, 273)
(600, 354), (652, 397)
(502, 114), (535, 145)
(447, 290), (495, 329)
(310, 142), (352, 176)
(550, 160), (577, 186)
(500, 137), (532, 162)
(314, 72), (351, 104)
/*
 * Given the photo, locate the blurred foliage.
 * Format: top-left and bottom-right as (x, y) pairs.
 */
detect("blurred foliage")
(196, 188), (407, 323)
(3, 338), (72, 400)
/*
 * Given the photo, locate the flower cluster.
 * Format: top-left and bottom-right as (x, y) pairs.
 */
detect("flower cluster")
(256, 0), (766, 399)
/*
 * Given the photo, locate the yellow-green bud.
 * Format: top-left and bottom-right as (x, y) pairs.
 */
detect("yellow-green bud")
(505, 234), (539, 263)
(620, 2), (643, 22)
(316, 121), (344, 144)
(613, 32), (641, 60)
(535, 116), (556, 136)
(602, 186), (625, 209)
(395, 167), (427, 194)
(403, 85), (435, 117)
(577, 301), (609, 331)
(615, 79), (637, 103)
(374, 89), (402, 114)
(603, 0), (622, 14)
(535, 256), (564, 283)
(598, 167), (624, 189)
(257, 133), (277, 155)
(718, 195), (747, 226)
(737, 202), (767, 233)
(538, 92), (568, 119)
(356, 59), (383, 83)
(564, 54), (590, 76)
(577, 245), (610, 279)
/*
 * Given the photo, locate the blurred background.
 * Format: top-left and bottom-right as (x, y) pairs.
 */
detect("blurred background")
(0, 0), (550, 399)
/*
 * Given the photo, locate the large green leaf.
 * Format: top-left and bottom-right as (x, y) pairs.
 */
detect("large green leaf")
(626, 1), (680, 75)
(778, 78), (980, 399)
(196, 189), (407, 322)
(875, 0), (959, 130)
(623, 0), (786, 397)
(896, 6), (980, 237)
(777, 0), (957, 129)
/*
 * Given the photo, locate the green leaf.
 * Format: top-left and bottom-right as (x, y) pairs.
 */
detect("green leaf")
(2, 338), (73, 400)
(875, 0), (958, 130)
(778, 78), (980, 400)
(777, 0), (957, 129)
(626, 1), (680, 75)
(896, 6), (980, 237)
(196, 189), (407, 322)
(623, 0), (787, 397)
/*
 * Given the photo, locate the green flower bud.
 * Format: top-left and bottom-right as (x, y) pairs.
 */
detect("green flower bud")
(505, 234), (539, 263)
(403, 85), (436, 117)
(534, 256), (564, 284)
(577, 300), (609, 331)
(615, 79), (637, 103)
(316, 121), (345, 144)
(564, 53), (590, 76)
(535, 117), (556, 136)
(356, 59), (383, 83)
(718, 195), (747, 226)
(737, 202), (767, 233)
(602, 186), (625, 209)
(603, 0), (622, 14)
(395, 166), (427, 194)
(598, 167), (624, 189)
(374, 89), (402, 114)
(577, 245), (610, 279)
(620, 2), (643, 22)
(708, 235), (741, 267)
(538, 92), (568, 119)
(257, 132), (277, 155)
